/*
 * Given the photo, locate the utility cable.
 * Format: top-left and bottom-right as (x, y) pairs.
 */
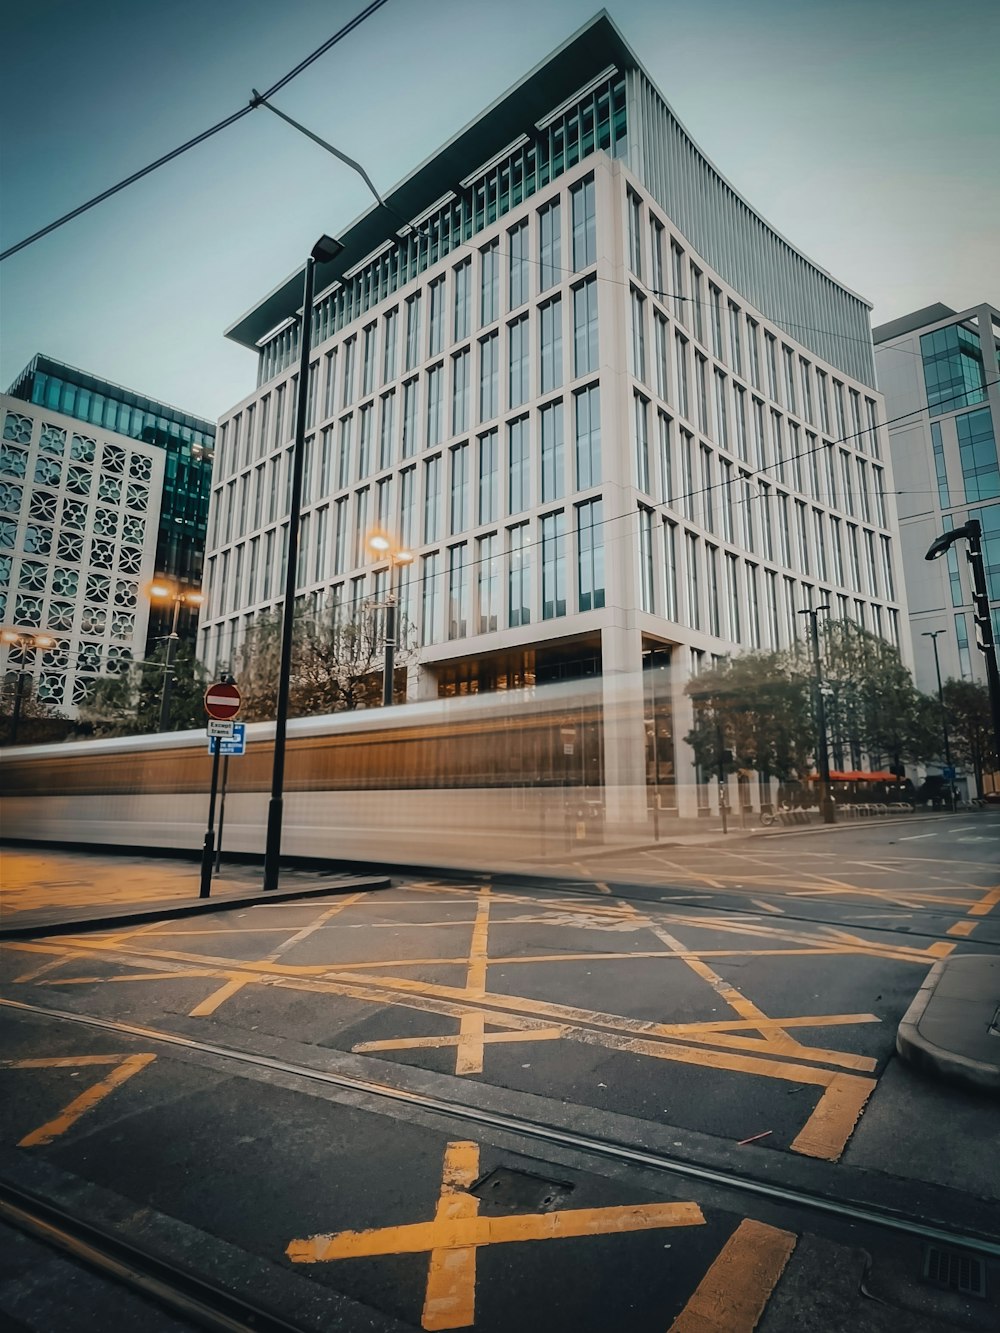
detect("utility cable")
(0, 0), (392, 263)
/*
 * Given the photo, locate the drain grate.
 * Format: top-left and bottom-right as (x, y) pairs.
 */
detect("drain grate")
(471, 1167), (573, 1213)
(922, 1245), (987, 1299)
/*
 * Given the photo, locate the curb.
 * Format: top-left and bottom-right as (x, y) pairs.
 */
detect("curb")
(0, 874), (390, 941)
(896, 957), (1000, 1095)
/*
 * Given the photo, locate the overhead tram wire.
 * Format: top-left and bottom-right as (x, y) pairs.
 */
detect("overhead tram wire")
(0, 0), (392, 264)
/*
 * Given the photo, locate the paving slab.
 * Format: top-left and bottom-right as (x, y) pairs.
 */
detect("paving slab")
(896, 955), (1000, 1094)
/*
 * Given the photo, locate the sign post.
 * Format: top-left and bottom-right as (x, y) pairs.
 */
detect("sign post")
(201, 681), (242, 898)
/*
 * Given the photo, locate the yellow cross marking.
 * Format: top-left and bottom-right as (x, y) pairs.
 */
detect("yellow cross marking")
(287, 1140), (705, 1331)
(1, 1053), (156, 1146)
(668, 1218), (796, 1332)
(456, 888), (491, 1075)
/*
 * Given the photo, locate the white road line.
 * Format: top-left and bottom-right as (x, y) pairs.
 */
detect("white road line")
(899, 833), (939, 840)
(750, 899), (784, 914)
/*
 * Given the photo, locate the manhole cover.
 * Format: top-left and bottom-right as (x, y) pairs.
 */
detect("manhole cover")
(471, 1166), (574, 1214)
(922, 1245), (987, 1299)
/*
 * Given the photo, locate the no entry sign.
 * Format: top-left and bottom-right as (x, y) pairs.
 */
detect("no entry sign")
(204, 681), (242, 720)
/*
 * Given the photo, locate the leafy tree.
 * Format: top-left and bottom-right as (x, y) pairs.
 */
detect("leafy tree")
(79, 641), (208, 736)
(942, 678), (997, 792)
(234, 604), (415, 723)
(0, 678), (72, 746)
(686, 652), (812, 781)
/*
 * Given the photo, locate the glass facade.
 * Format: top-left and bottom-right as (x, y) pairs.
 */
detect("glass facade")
(920, 324), (988, 416)
(957, 408), (999, 503)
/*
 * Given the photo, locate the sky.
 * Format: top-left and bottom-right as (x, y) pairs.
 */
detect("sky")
(2, 0), (998, 423)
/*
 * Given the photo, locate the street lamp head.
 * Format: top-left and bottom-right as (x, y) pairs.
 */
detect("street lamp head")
(148, 581), (174, 600)
(394, 549), (414, 566)
(33, 634), (56, 649)
(183, 591), (205, 608)
(367, 532), (390, 554)
(311, 234), (344, 265)
(921, 630), (944, 640)
(0, 629), (20, 645)
(925, 523), (973, 561)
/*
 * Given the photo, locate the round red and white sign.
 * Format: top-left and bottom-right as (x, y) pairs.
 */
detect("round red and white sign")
(204, 681), (242, 720)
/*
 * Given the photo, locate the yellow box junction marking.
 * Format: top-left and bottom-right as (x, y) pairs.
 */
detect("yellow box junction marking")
(667, 1218), (796, 1332)
(287, 1139), (706, 1331)
(1, 1053), (156, 1147)
(946, 883), (1000, 939)
(456, 888), (491, 1075)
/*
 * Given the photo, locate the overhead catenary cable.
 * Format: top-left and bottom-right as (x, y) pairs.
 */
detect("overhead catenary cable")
(0, 0), (392, 264)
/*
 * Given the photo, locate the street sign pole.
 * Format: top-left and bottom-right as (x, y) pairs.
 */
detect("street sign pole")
(200, 736), (222, 898)
(214, 754), (231, 875)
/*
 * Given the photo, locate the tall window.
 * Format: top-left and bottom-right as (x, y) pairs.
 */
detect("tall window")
(480, 241), (499, 325)
(577, 499), (605, 611)
(734, 386), (749, 461)
(629, 290), (647, 383)
(575, 385), (601, 490)
(342, 339), (357, 407)
(706, 544), (721, 636)
(700, 445), (714, 534)
(747, 318), (761, 390)
(765, 334), (778, 401)
(509, 220), (529, 309)
(675, 333), (689, 421)
(478, 429), (498, 523)
(746, 564), (761, 647)
(638, 506), (654, 612)
(508, 417), (529, 513)
(541, 511), (567, 618)
(570, 175), (596, 269)
(426, 364), (444, 447)
(450, 442), (469, 534)
(920, 323), (988, 416)
(362, 323), (377, 396)
(540, 400), (565, 502)
(663, 520), (678, 620)
(379, 391), (395, 471)
(423, 454), (441, 542)
(453, 259), (471, 341)
(357, 403), (373, 478)
(401, 378), (419, 458)
(799, 358), (814, 423)
(452, 349), (470, 435)
(509, 315), (530, 408)
(627, 190), (642, 277)
(421, 552), (441, 645)
(686, 532), (702, 630)
(650, 219), (664, 293)
(479, 333), (499, 421)
(634, 392), (650, 493)
(728, 304), (743, 377)
(337, 415), (353, 489)
(670, 242), (685, 322)
(428, 277), (446, 357)
(321, 357), (335, 420)
(477, 532), (499, 632)
(658, 411), (673, 507)
(399, 465), (416, 547)
(405, 295), (422, 371)
(382, 309), (398, 384)
(448, 543), (469, 638)
(710, 286), (724, 359)
(930, 421), (951, 507)
(352, 486), (369, 568)
(573, 278), (599, 377)
(540, 297), (563, 393)
(714, 369), (729, 450)
(508, 522), (531, 626)
(538, 199), (562, 292)
(655, 314), (670, 402)
(782, 346), (796, 413)
(725, 552), (741, 643)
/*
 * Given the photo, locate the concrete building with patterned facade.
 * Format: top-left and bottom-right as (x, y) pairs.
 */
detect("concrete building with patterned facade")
(199, 11), (908, 812)
(0, 362), (215, 719)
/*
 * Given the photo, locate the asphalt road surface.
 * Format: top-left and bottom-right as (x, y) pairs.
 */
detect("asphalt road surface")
(1, 814), (998, 1331)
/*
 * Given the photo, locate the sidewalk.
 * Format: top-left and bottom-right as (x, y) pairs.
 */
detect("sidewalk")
(897, 954), (1000, 1094)
(0, 846), (388, 940)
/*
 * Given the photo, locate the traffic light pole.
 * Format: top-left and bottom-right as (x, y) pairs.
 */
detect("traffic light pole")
(966, 520), (1000, 762)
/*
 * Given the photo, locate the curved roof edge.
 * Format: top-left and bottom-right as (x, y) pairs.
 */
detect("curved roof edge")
(226, 10), (870, 352)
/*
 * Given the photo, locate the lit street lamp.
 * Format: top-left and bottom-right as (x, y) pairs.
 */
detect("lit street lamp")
(925, 519), (1000, 762)
(263, 232), (345, 894)
(368, 533), (413, 707)
(922, 629), (954, 808)
(148, 582), (204, 731)
(798, 604), (835, 824)
(1, 628), (58, 745)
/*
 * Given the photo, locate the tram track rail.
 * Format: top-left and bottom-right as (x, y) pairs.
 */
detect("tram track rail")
(3, 995), (998, 1261)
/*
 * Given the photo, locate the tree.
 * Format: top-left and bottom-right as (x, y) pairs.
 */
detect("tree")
(942, 678), (997, 792)
(0, 678), (71, 746)
(79, 641), (208, 737)
(234, 603), (415, 723)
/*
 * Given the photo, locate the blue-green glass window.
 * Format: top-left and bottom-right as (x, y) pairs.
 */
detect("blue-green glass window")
(577, 499), (605, 611)
(574, 385), (600, 490)
(930, 422), (951, 507)
(538, 200), (562, 293)
(970, 503), (1000, 600)
(508, 522), (531, 626)
(508, 417), (529, 514)
(540, 401), (564, 503)
(570, 175), (596, 270)
(920, 324), (987, 416)
(541, 510), (567, 619)
(955, 612), (972, 678)
(957, 409), (999, 503)
(509, 221), (529, 309)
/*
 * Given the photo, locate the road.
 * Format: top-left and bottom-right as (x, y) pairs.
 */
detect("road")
(1, 813), (998, 1331)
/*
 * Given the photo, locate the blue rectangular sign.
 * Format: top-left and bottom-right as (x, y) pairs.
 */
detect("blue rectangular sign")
(207, 723), (246, 757)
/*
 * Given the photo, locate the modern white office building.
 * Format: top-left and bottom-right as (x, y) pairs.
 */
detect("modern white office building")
(201, 11), (907, 811)
(873, 302), (1000, 695)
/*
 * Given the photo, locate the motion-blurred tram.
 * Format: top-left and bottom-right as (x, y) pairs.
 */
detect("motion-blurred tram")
(1, 680), (614, 872)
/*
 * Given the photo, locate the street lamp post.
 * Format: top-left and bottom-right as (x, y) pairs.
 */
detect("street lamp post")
(922, 629), (954, 808)
(1, 629), (57, 744)
(263, 234), (345, 894)
(368, 534), (413, 707)
(148, 583), (204, 732)
(925, 519), (1000, 762)
(798, 605), (835, 824)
